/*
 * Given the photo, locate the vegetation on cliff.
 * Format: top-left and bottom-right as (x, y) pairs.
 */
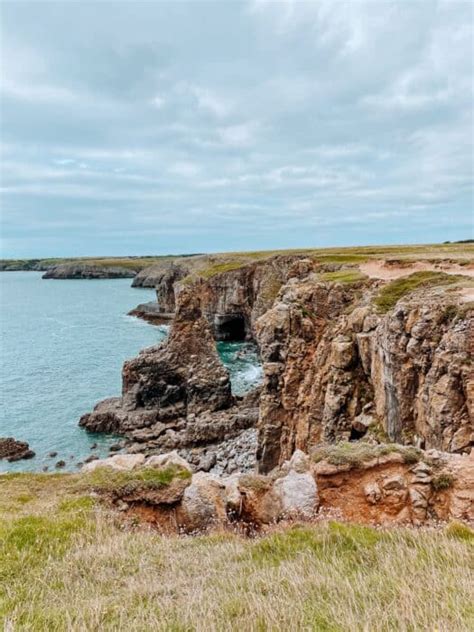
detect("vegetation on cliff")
(373, 271), (470, 312)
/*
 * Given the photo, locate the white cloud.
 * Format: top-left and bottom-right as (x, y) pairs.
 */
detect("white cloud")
(192, 86), (230, 118)
(217, 122), (259, 147)
(0, 0), (471, 256)
(151, 95), (165, 108)
(168, 161), (201, 178)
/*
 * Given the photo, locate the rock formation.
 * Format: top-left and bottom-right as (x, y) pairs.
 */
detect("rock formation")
(83, 445), (473, 531)
(0, 437), (35, 461)
(80, 286), (259, 474)
(255, 272), (473, 471)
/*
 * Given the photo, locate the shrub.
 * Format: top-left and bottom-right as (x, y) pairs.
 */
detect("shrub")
(431, 473), (455, 491)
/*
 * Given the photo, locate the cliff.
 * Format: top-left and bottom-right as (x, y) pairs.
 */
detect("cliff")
(43, 263), (137, 279)
(79, 249), (473, 483)
(255, 269), (473, 471)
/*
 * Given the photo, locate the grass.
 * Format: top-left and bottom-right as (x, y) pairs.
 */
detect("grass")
(373, 271), (469, 313)
(431, 473), (456, 491)
(311, 441), (422, 467)
(3, 242), (473, 275)
(78, 464), (191, 495)
(0, 256), (192, 272)
(319, 269), (368, 284)
(0, 479), (472, 632)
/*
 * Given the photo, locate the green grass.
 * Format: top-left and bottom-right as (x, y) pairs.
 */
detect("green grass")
(197, 261), (250, 279)
(373, 271), (468, 313)
(431, 473), (456, 491)
(311, 441), (422, 467)
(79, 464), (192, 494)
(319, 269), (368, 284)
(0, 474), (473, 630)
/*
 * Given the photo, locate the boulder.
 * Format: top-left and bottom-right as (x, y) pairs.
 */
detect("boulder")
(273, 452), (318, 518)
(82, 453), (145, 472)
(145, 450), (193, 473)
(177, 472), (228, 532)
(0, 437), (35, 462)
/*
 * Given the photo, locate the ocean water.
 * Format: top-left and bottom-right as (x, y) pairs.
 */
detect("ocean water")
(0, 272), (261, 472)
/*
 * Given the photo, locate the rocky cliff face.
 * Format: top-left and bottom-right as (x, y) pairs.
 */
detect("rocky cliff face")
(255, 271), (473, 471)
(146, 256), (316, 341)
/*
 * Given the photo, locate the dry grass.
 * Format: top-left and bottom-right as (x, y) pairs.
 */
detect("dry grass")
(0, 473), (473, 631)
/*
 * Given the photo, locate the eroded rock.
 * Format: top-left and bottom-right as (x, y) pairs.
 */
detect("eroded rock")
(0, 437), (35, 462)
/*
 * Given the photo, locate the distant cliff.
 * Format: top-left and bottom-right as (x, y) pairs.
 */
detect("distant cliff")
(43, 263), (137, 279)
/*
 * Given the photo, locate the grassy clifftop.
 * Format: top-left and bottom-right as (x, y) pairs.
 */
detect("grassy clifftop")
(1, 472), (473, 631)
(2, 241), (473, 274)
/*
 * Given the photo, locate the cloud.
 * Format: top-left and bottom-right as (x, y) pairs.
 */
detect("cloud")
(217, 122), (259, 147)
(0, 0), (472, 257)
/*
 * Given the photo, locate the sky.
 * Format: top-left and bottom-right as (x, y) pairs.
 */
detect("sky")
(0, 0), (473, 258)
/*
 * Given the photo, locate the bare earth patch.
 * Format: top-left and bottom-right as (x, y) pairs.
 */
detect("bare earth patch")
(360, 259), (474, 280)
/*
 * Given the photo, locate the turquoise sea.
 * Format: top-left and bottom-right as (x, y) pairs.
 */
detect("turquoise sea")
(0, 272), (261, 472)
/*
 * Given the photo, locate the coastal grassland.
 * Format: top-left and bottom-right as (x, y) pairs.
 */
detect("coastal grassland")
(3, 241), (473, 275)
(0, 255), (191, 272)
(373, 271), (471, 313)
(1, 473), (473, 631)
(184, 242), (474, 281)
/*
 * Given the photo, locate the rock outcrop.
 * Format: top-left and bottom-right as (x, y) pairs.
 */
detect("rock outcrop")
(80, 286), (258, 474)
(0, 437), (35, 462)
(43, 263), (136, 279)
(85, 446), (473, 532)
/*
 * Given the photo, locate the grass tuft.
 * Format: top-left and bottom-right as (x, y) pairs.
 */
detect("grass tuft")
(311, 441), (422, 467)
(431, 473), (456, 491)
(373, 271), (467, 313)
(79, 464), (191, 495)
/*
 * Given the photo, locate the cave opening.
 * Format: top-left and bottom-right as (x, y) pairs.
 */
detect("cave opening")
(216, 314), (247, 341)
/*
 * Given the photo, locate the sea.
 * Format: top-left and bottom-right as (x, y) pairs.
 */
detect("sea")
(0, 272), (262, 472)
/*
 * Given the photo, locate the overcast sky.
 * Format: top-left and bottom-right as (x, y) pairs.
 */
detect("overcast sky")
(0, 1), (472, 257)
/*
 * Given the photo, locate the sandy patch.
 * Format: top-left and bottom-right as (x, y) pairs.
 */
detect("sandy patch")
(359, 260), (474, 281)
